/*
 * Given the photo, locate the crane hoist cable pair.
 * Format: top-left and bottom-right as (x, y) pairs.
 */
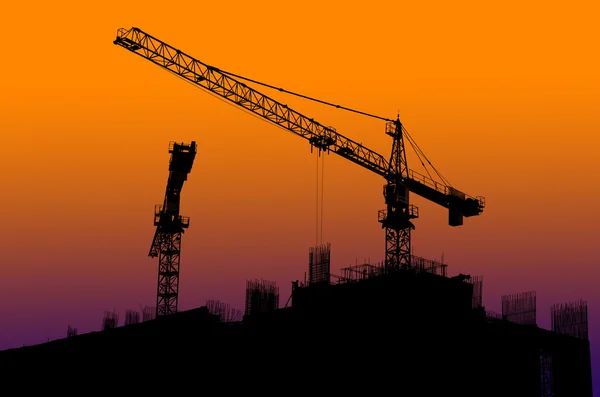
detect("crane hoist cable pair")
(114, 27), (485, 317)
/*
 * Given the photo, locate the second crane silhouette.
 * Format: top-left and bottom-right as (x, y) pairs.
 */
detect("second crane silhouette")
(149, 141), (197, 318)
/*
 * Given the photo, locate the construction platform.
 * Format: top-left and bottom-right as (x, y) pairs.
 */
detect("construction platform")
(0, 262), (592, 396)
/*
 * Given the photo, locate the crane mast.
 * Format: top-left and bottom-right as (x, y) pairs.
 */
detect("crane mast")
(149, 141), (197, 317)
(115, 27), (485, 271)
(380, 119), (418, 268)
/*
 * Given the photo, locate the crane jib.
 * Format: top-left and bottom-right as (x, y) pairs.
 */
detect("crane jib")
(114, 29), (388, 169)
(114, 27), (485, 218)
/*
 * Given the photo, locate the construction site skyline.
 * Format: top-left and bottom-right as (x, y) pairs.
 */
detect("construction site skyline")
(25, 249), (591, 351)
(3, 244), (593, 395)
(1, 1), (599, 394)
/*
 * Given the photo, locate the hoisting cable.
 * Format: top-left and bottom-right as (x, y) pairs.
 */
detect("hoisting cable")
(169, 66), (332, 247)
(405, 131), (451, 188)
(170, 61), (450, 188)
(316, 152), (320, 246)
(405, 134), (437, 183)
(320, 153), (325, 246)
(315, 150), (325, 246)
(219, 68), (453, 190)
(405, 125), (452, 186)
(218, 69), (392, 122)
(402, 125), (453, 187)
(170, 61), (454, 192)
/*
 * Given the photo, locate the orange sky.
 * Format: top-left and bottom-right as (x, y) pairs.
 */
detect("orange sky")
(0, 0), (599, 371)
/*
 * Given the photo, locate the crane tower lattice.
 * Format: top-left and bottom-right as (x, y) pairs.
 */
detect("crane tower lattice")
(149, 141), (197, 317)
(115, 27), (484, 271)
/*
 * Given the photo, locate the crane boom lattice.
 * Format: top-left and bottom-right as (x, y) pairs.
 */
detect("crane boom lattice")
(115, 27), (484, 271)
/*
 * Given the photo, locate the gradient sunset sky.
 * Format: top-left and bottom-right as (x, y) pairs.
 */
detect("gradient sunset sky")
(1, 0), (598, 389)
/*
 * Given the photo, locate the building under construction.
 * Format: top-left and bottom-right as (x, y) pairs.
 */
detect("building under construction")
(1, 28), (592, 395)
(0, 245), (592, 397)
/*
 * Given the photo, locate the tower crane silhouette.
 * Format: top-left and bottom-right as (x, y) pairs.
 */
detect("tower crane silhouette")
(149, 141), (197, 317)
(115, 27), (485, 271)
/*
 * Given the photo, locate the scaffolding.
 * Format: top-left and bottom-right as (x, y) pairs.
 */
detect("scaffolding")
(469, 275), (483, 309)
(125, 310), (140, 325)
(501, 291), (536, 325)
(66, 325), (78, 338)
(102, 311), (119, 331)
(341, 262), (384, 281)
(551, 300), (588, 340)
(485, 310), (503, 321)
(206, 299), (243, 323)
(142, 306), (156, 322)
(410, 255), (448, 277)
(309, 243), (331, 285)
(338, 254), (448, 284)
(245, 279), (279, 316)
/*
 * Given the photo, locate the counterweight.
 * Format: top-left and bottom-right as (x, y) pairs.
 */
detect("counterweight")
(149, 141), (197, 317)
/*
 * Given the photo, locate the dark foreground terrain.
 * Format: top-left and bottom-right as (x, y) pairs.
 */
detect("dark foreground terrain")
(0, 268), (592, 396)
